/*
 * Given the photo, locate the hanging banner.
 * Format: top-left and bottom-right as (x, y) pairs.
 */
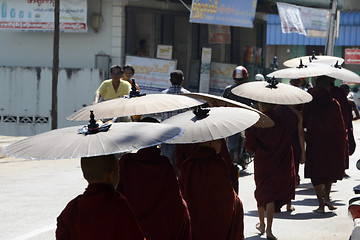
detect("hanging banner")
(190, 0), (258, 28)
(276, 2), (306, 35)
(125, 55), (177, 94)
(0, 0), (87, 32)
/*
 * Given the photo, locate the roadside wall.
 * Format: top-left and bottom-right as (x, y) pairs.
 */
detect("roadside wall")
(0, 66), (102, 136)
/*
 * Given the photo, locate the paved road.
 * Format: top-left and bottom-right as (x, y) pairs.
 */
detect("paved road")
(1, 121), (360, 239)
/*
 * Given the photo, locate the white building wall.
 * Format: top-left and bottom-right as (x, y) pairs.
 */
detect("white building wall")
(0, 67), (101, 136)
(0, 0), (114, 69)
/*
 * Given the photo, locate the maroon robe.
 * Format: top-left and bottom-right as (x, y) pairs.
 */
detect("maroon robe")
(175, 138), (239, 194)
(178, 146), (244, 240)
(245, 109), (296, 210)
(330, 85), (353, 169)
(303, 88), (346, 184)
(275, 105), (302, 182)
(56, 183), (145, 240)
(117, 147), (191, 240)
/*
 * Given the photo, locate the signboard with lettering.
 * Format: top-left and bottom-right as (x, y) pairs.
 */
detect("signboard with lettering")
(190, 0), (258, 28)
(209, 62), (237, 95)
(156, 45), (173, 60)
(125, 55), (177, 94)
(345, 49), (360, 64)
(0, 0), (87, 32)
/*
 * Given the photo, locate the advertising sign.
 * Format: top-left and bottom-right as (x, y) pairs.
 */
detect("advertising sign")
(156, 45), (173, 60)
(345, 49), (360, 64)
(125, 56), (177, 94)
(208, 25), (231, 44)
(209, 62), (237, 96)
(190, 0), (258, 28)
(0, 0), (87, 32)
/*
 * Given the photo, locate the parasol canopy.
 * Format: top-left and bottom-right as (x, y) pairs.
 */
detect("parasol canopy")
(181, 92), (274, 128)
(6, 112), (183, 160)
(231, 78), (313, 105)
(323, 61), (360, 83)
(66, 94), (205, 121)
(162, 107), (259, 144)
(267, 62), (335, 79)
(283, 54), (344, 68)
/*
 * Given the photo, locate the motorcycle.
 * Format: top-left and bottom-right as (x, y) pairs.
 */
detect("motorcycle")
(348, 160), (360, 240)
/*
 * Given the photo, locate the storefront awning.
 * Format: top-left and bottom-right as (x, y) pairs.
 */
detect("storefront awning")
(266, 11), (360, 46)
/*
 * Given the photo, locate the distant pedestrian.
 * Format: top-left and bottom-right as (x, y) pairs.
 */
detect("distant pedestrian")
(348, 86), (360, 110)
(161, 70), (190, 171)
(222, 66), (255, 169)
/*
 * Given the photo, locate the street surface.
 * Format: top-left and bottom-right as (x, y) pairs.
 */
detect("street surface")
(1, 121), (360, 239)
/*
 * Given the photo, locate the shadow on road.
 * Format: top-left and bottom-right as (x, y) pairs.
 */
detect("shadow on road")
(245, 209), (337, 220)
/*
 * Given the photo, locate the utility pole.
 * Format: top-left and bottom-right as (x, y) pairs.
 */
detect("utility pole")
(325, 0), (338, 56)
(51, 0), (60, 130)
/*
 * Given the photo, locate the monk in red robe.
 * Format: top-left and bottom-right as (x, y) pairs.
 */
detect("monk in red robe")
(175, 138), (239, 194)
(275, 105), (305, 185)
(117, 146), (191, 240)
(329, 79), (353, 171)
(245, 103), (296, 240)
(178, 139), (244, 240)
(56, 154), (145, 240)
(303, 75), (346, 213)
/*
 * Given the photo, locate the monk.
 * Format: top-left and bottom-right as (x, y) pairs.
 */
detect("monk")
(56, 155), (145, 240)
(245, 102), (296, 240)
(175, 138), (239, 194)
(303, 75), (346, 213)
(275, 104), (305, 185)
(116, 119), (191, 240)
(329, 78), (353, 172)
(178, 139), (244, 240)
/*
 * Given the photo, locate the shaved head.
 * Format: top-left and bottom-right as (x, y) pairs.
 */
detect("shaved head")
(81, 155), (119, 184)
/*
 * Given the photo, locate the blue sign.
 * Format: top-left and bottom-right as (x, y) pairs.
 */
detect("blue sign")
(190, 0), (258, 28)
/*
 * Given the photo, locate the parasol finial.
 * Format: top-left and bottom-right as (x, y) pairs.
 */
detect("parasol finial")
(297, 59), (308, 69)
(193, 106), (210, 119)
(311, 51), (318, 60)
(266, 77), (279, 89)
(129, 78), (146, 98)
(87, 110), (99, 133)
(334, 60), (342, 69)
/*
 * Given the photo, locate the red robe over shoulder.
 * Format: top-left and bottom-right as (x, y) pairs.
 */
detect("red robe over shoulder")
(117, 147), (191, 240)
(178, 146), (244, 240)
(303, 88), (346, 183)
(175, 139), (239, 194)
(330, 85), (352, 169)
(245, 109), (296, 210)
(56, 183), (145, 240)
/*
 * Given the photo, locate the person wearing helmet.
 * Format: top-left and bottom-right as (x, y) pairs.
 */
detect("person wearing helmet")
(222, 66), (256, 171)
(255, 74), (265, 81)
(222, 66), (253, 106)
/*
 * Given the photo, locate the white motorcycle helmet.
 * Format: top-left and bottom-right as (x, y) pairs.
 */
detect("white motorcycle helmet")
(232, 66), (248, 79)
(255, 74), (265, 81)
